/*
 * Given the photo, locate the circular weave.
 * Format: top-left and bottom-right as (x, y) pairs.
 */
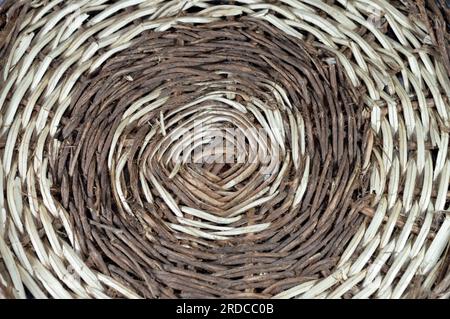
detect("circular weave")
(0, 0), (449, 299)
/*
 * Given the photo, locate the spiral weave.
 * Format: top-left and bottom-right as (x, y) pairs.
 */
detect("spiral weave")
(0, 0), (449, 299)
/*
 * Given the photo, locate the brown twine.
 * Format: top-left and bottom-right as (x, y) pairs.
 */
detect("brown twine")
(41, 17), (371, 298)
(408, 0), (450, 77)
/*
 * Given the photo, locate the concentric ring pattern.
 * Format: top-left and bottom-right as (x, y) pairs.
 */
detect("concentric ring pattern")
(0, 0), (449, 299)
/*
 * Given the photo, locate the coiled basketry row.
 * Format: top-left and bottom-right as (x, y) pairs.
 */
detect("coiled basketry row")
(0, 0), (449, 299)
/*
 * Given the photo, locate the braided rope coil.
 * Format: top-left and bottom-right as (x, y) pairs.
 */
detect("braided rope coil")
(0, 0), (449, 299)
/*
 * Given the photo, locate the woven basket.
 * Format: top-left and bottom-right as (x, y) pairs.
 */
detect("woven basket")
(0, 0), (449, 299)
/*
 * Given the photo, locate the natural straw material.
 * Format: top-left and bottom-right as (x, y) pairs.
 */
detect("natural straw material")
(0, 0), (449, 299)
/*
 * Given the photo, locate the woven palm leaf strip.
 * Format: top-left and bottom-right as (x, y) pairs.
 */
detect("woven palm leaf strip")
(0, 0), (449, 299)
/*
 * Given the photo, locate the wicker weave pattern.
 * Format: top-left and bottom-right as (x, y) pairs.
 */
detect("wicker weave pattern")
(0, 0), (449, 299)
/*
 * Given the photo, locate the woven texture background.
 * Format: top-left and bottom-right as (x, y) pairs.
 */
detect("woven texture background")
(0, 0), (449, 299)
